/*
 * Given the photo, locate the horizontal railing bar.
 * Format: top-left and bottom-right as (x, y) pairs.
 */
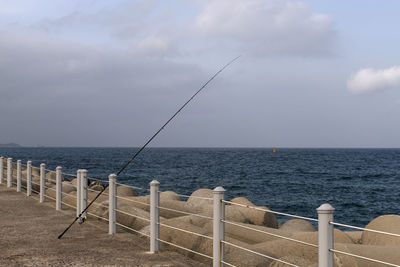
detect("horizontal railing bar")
(89, 176), (108, 183)
(87, 188), (108, 195)
(31, 188), (40, 194)
(45, 194), (56, 201)
(115, 222), (150, 237)
(330, 222), (400, 238)
(63, 172), (77, 177)
(168, 193), (213, 201)
(222, 220), (318, 248)
(158, 222), (212, 240)
(61, 201), (76, 210)
(222, 200), (318, 222)
(114, 208), (150, 222)
(115, 182), (150, 191)
(61, 191), (77, 199)
(221, 260), (237, 267)
(116, 195), (150, 206)
(222, 240), (300, 267)
(88, 211), (109, 222)
(90, 202), (109, 209)
(157, 238), (213, 260)
(331, 249), (400, 267)
(157, 205), (212, 220)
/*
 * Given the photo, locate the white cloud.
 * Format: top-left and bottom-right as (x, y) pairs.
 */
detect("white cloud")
(195, 0), (335, 56)
(347, 66), (400, 94)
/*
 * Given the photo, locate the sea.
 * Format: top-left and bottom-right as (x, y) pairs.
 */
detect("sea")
(1, 147), (399, 227)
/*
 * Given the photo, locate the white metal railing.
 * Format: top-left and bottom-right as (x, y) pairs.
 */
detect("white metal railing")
(1, 156), (400, 267)
(329, 221), (400, 267)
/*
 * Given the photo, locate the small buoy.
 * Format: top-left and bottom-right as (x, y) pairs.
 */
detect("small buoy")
(273, 147), (276, 153)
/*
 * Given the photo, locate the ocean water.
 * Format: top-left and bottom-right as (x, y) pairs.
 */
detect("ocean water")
(1, 147), (399, 227)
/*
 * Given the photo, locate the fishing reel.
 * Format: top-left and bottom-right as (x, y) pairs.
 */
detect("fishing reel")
(78, 216), (87, 224)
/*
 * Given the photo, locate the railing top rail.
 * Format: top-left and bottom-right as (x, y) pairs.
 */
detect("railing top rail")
(331, 221), (400, 238)
(157, 205), (213, 220)
(222, 220), (318, 248)
(115, 181), (149, 191)
(116, 195), (150, 206)
(169, 193), (213, 201)
(222, 200), (318, 222)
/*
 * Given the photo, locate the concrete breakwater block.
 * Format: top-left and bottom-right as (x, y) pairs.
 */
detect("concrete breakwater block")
(99, 203), (151, 231)
(334, 243), (400, 267)
(361, 214), (400, 246)
(268, 255), (317, 267)
(32, 167), (40, 178)
(62, 181), (76, 194)
(187, 188), (213, 206)
(160, 214), (210, 228)
(203, 220), (294, 245)
(102, 185), (137, 197)
(201, 202), (279, 228)
(117, 185), (137, 197)
(116, 195), (150, 211)
(160, 200), (204, 219)
(45, 172), (57, 183)
(247, 229), (354, 264)
(88, 181), (104, 191)
(119, 196), (204, 219)
(187, 191), (278, 229)
(229, 197), (279, 228)
(279, 219), (316, 232)
(160, 191), (181, 201)
(140, 216), (211, 257)
(139, 218), (264, 265)
(345, 231), (362, 244)
(250, 238), (318, 264)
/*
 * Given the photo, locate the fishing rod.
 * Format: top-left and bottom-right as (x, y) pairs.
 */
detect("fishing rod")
(58, 56), (240, 239)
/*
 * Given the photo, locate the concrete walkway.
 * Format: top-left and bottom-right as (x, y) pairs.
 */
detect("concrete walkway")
(0, 185), (207, 266)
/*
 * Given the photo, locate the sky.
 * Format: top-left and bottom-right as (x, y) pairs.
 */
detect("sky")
(1, 0), (400, 148)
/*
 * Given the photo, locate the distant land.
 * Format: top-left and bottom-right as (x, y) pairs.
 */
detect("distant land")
(0, 143), (21, 147)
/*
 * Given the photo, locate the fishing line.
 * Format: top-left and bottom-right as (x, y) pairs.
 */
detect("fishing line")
(58, 56), (240, 239)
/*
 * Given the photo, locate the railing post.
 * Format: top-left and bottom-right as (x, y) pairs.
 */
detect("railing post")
(317, 203), (335, 267)
(7, 158), (13, 187)
(76, 170), (81, 217)
(213, 186), (226, 267)
(40, 163), (46, 202)
(0, 156), (4, 184)
(56, 166), (62, 210)
(81, 169), (88, 218)
(108, 174), (117, 234)
(27, 161), (32, 196)
(150, 180), (160, 253)
(16, 160), (22, 192)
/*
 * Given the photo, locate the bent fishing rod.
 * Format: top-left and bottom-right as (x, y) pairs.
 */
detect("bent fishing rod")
(58, 56), (240, 239)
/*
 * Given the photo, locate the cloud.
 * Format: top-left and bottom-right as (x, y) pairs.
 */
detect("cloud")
(195, 0), (335, 56)
(0, 29), (207, 146)
(347, 66), (400, 94)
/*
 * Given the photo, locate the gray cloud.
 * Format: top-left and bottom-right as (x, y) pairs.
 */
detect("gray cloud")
(195, 0), (335, 57)
(0, 29), (206, 146)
